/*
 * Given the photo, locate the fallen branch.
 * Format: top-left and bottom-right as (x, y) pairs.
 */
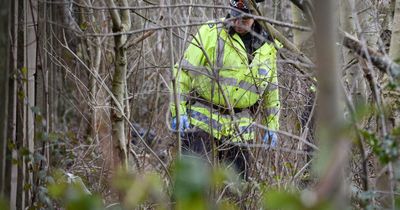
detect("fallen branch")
(341, 31), (400, 81)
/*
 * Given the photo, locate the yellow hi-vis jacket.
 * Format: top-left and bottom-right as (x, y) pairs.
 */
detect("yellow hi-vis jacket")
(170, 20), (281, 142)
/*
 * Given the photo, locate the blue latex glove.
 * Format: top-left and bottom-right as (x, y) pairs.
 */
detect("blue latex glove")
(171, 115), (190, 131)
(263, 131), (278, 148)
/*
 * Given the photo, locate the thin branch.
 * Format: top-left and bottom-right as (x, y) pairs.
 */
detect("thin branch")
(105, 0), (121, 29)
(120, 0), (131, 31)
(126, 30), (156, 49)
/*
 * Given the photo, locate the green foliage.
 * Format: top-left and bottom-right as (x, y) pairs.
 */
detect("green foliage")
(361, 130), (398, 164)
(80, 21), (89, 31)
(263, 190), (303, 209)
(396, 196), (400, 210)
(0, 197), (8, 210)
(173, 157), (211, 210)
(393, 126), (400, 138)
(124, 173), (167, 210)
(108, 157), (243, 210)
(111, 169), (168, 210)
(263, 189), (334, 210)
(48, 169), (103, 210)
(352, 104), (375, 123)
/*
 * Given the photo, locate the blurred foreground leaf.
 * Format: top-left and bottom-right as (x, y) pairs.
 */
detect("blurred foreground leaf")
(263, 190), (303, 210)
(173, 156), (211, 210)
(124, 172), (167, 210)
(0, 197), (8, 210)
(263, 189), (334, 210)
(48, 169), (104, 210)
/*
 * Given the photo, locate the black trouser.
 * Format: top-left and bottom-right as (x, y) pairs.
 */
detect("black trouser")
(181, 130), (250, 179)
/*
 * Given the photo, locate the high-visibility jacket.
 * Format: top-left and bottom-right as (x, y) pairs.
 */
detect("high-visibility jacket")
(170, 20), (281, 142)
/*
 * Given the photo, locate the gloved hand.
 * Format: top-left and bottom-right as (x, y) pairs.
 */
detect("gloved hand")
(263, 131), (278, 148)
(171, 115), (190, 131)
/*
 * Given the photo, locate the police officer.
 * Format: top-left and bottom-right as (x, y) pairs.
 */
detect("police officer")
(170, 0), (280, 178)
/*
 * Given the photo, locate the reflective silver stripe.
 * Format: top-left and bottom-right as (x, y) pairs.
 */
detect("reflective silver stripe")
(238, 80), (261, 94)
(218, 77), (237, 86)
(192, 101), (227, 116)
(216, 27), (225, 69)
(191, 101), (210, 109)
(215, 77), (261, 94)
(181, 59), (210, 77)
(267, 82), (279, 91)
(235, 109), (251, 118)
(258, 68), (269, 76)
(265, 107), (279, 116)
(239, 125), (254, 134)
(190, 110), (223, 131)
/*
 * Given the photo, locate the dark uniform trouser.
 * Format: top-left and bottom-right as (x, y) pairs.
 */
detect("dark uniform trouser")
(181, 129), (250, 179)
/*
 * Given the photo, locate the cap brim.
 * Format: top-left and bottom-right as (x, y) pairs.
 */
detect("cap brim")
(230, 8), (252, 18)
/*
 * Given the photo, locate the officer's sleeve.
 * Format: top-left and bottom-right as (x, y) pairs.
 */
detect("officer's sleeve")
(170, 24), (211, 117)
(261, 60), (280, 132)
(170, 65), (191, 118)
(260, 42), (281, 132)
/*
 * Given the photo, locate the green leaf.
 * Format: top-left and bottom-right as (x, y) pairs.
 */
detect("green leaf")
(263, 190), (303, 210)
(20, 66), (28, 75)
(173, 157), (211, 210)
(361, 130), (398, 164)
(392, 126), (400, 137)
(173, 157), (210, 200)
(12, 158), (19, 165)
(7, 140), (16, 150)
(66, 194), (104, 210)
(80, 21), (89, 31)
(48, 132), (59, 142)
(20, 147), (30, 156)
(0, 197), (8, 210)
(24, 183), (32, 191)
(48, 182), (68, 199)
(17, 90), (25, 100)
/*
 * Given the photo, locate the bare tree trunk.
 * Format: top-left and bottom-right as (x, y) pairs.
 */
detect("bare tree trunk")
(16, 0), (28, 208)
(25, 0), (37, 205)
(389, 0), (400, 64)
(313, 0), (351, 207)
(80, 0), (102, 142)
(291, 3), (311, 52)
(7, 1), (19, 208)
(0, 0), (11, 200)
(2, 0), (38, 208)
(388, 0), (400, 135)
(107, 0), (131, 170)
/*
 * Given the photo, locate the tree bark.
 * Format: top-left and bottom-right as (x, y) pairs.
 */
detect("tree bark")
(0, 0), (11, 200)
(16, 0), (27, 208)
(313, 0), (350, 207)
(291, 3), (311, 52)
(389, 0), (400, 68)
(107, 0), (131, 170)
(340, 0), (367, 107)
(25, 0), (37, 205)
(341, 31), (400, 80)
